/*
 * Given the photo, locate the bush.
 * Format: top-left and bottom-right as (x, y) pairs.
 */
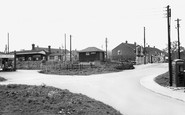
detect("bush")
(114, 62), (134, 70)
(0, 76), (6, 82)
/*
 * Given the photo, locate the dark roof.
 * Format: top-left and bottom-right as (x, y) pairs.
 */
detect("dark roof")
(113, 42), (136, 51)
(79, 47), (104, 52)
(124, 43), (136, 50)
(0, 52), (5, 54)
(34, 47), (69, 54)
(145, 47), (164, 53)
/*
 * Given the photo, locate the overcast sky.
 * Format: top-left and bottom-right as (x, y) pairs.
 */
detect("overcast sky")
(0, 0), (184, 52)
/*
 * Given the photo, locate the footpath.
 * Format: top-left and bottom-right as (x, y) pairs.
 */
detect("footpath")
(140, 75), (185, 102)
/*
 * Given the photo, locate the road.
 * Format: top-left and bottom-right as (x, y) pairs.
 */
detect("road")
(1, 63), (185, 115)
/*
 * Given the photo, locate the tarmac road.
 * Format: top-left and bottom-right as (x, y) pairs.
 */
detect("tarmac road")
(1, 63), (185, 115)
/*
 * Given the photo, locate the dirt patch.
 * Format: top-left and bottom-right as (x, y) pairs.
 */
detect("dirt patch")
(0, 84), (122, 115)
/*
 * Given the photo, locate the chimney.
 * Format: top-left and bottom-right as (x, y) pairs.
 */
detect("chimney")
(134, 42), (136, 46)
(125, 40), (128, 43)
(32, 44), (35, 50)
(48, 45), (51, 54)
(153, 46), (155, 48)
(148, 45), (150, 47)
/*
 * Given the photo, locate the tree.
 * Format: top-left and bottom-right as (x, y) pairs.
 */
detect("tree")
(163, 41), (185, 59)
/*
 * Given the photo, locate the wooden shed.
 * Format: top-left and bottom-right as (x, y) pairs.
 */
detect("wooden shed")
(79, 47), (105, 62)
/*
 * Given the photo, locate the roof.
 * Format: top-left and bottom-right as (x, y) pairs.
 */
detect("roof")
(79, 47), (104, 53)
(145, 47), (164, 54)
(0, 52), (5, 54)
(34, 47), (69, 54)
(112, 42), (136, 51)
(124, 43), (136, 50)
(16, 50), (47, 55)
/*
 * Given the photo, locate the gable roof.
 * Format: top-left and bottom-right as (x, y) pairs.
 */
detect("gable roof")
(79, 47), (104, 53)
(113, 42), (136, 51)
(124, 43), (136, 50)
(145, 47), (164, 54)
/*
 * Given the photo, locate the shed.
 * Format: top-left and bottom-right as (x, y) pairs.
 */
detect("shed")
(78, 47), (105, 62)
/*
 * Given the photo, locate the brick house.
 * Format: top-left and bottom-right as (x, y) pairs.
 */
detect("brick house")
(79, 47), (105, 62)
(112, 41), (136, 62)
(112, 41), (165, 64)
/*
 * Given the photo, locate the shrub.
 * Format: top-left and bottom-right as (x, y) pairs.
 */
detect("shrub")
(0, 76), (6, 82)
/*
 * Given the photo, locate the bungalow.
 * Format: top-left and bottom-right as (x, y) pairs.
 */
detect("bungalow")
(79, 47), (105, 62)
(16, 49), (47, 61)
(16, 44), (69, 61)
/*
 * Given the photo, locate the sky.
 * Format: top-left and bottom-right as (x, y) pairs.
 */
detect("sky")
(0, 0), (184, 52)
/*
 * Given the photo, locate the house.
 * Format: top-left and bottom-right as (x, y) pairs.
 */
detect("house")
(16, 44), (69, 61)
(112, 41), (136, 62)
(145, 46), (165, 63)
(16, 49), (47, 61)
(112, 41), (165, 64)
(78, 47), (105, 62)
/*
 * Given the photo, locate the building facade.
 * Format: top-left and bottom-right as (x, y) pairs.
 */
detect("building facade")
(79, 47), (105, 62)
(112, 41), (136, 62)
(112, 41), (165, 64)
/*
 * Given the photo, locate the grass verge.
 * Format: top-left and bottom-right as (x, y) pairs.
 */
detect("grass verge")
(0, 84), (123, 115)
(40, 62), (134, 76)
(154, 72), (169, 87)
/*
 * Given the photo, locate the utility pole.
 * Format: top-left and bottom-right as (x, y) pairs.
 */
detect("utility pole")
(167, 5), (172, 86)
(144, 27), (146, 64)
(7, 32), (9, 53)
(175, 18), (181, 59)
(64, 33), (67, 62)
(105, 38), (108, 62)
(70, 35), (72, 63)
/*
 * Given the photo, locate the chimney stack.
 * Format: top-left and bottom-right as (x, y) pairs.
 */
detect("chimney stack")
(32, 44), (35, 50)
(125, 40), (128, 43)
(148, 45), (150, 47)
(134, 42), (136, 46)
(48, 45), (51, 54)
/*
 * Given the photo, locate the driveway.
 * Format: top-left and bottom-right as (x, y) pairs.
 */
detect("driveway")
(1, 63), (185, 115)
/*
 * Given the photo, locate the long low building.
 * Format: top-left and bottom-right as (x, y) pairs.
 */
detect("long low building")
(15, 44), (69, 61)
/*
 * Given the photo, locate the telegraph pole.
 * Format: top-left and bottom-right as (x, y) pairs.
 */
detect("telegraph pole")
(70, 35), (72, 62)
(144, 27), (146, 64)
(167, 5), (172, 86)
(64, 33), (67, 62)
(105, 38), (108, 62)
(7, 32), (9, 53)
(175, 18), (181, 59)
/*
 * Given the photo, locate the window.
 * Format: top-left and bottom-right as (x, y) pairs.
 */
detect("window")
(50, 56), (54, 60)
(117, 50), (121, 55)
(86, 52), (90, 55)
(91, 52), (96, 54)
